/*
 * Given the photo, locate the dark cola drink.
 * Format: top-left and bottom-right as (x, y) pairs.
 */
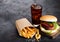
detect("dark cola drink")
(31, 4), (42, 26)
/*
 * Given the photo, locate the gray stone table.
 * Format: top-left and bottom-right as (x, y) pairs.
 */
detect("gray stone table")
(0, 0), (60, 42)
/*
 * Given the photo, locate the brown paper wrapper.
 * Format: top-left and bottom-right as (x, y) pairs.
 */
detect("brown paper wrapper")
(16, 18), (33, 30)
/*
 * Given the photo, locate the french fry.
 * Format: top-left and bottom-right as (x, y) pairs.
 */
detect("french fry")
(35, 33), (41, 40)
(25, 27), (34, 34)
(25, 27), (33, 32)
(22, 28), (27, 33)
(22, 30), (28, 38)
(34, 29), (41, 40)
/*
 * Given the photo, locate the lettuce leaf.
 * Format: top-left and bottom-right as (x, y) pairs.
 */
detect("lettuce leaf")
(46, 22), (59, 35)
(53, 22), (59, 29)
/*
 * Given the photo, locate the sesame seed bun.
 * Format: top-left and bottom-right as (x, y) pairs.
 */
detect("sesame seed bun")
(40, 15), (57, 22)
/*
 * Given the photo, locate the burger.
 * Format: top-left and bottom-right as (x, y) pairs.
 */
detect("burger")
(40, 15), (60, 36)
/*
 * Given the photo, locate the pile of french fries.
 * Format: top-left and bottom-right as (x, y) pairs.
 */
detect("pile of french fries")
(19, 26), (41, 40)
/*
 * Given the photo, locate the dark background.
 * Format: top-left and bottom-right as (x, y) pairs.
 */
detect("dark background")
(0, 0), (60, 42)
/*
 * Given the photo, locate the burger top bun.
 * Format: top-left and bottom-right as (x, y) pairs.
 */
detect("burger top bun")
(40, 15), (57, 22)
